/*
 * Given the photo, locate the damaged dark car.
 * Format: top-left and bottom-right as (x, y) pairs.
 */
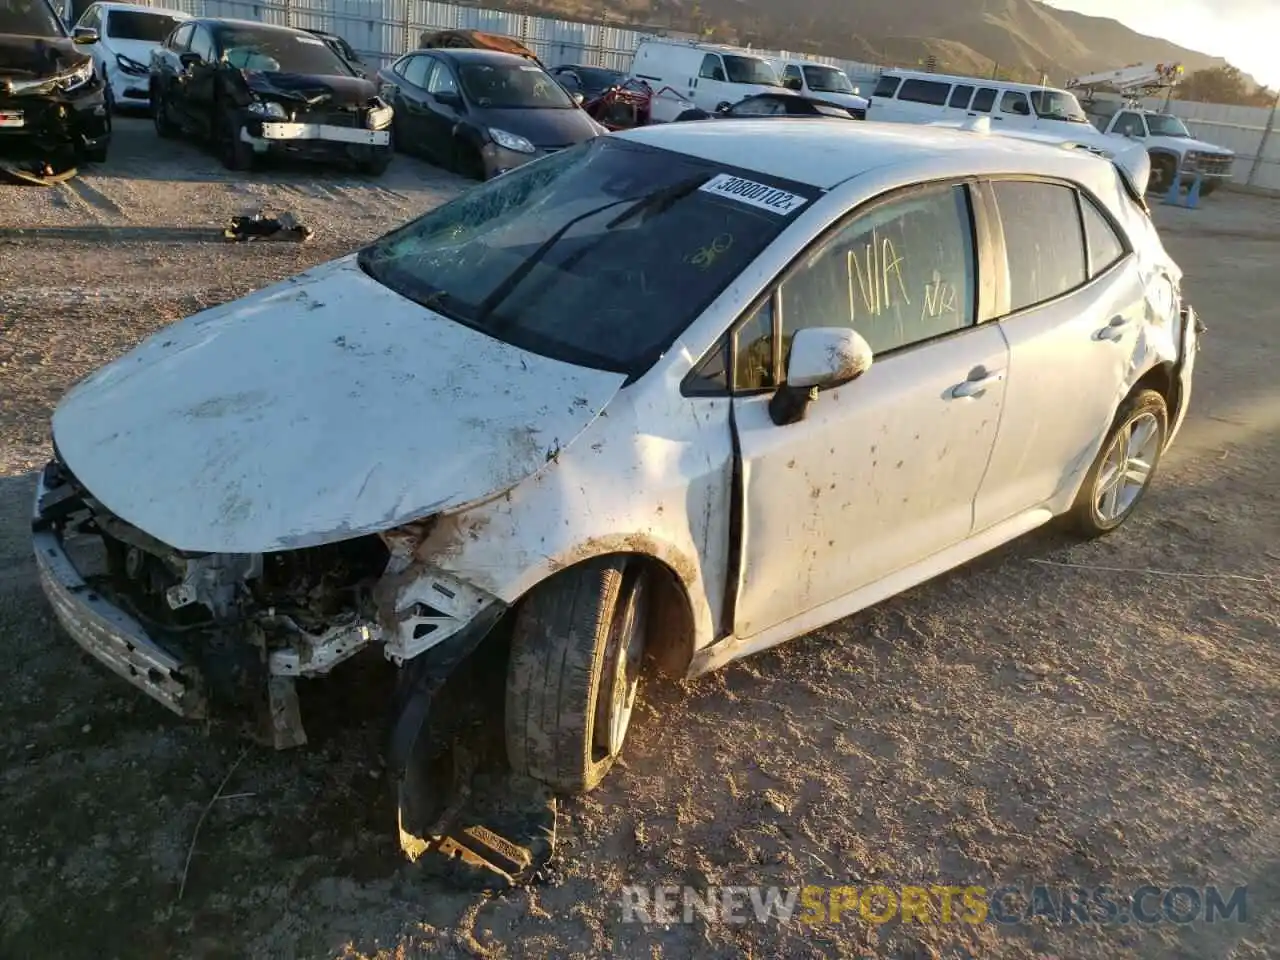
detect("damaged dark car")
(149, 17), (393, 174)
(0, 0), (110, 167)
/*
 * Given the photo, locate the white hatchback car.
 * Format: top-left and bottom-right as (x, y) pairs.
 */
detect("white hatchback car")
(35, 120), (1199, 841)
(72, 2), (189, 112)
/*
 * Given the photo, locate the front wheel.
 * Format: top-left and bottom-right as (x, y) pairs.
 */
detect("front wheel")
(1066, 389), (1168, 538)
(505, 557), (651, 793)
(218, 107), (254, 171)
(152, 86), (177, 138)
(1148, 155), (1177, 195)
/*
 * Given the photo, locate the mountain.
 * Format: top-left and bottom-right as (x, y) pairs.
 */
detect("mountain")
(545, 0), (1255, 87)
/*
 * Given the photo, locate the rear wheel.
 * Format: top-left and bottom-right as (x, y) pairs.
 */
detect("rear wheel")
(505, 557), (651, 793)
(1066, 389), (1168, 538)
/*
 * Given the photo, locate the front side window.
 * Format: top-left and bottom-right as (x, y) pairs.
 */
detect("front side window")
(698, 54), (725, 81)
(778, 184), (976, 359)
(425, 58), (458, 96)
(722, 54), (780, 86)
(188, 25), (215, 62)
(106, 9), (184, 42)
(219, 26), (353, 75)
(398, 54), (430, 88)
(736, 298), (776, 390)
(1113, 111), (1148, 137)
(1145, 114), (1191, 137)
(803, 64), (853, 94)
(783, 64), (802, 87)
(1028, 89), (1087, 123)
(1000, 91), (1030, 116)
(169, 21), (193, 50)
(729, 96), (785, 116)
(357, 138), (818, 375)
(991, 180), (1088, 312)
(872, 75), (901, 98)
(459, 61), (572, 108)
(898, 79), (951, 106)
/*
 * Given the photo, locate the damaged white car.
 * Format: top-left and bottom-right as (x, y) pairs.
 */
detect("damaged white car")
(34, 120), (1200, 850)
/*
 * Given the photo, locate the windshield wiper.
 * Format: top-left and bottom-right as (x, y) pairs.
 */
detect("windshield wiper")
(472, 173), (711, 324)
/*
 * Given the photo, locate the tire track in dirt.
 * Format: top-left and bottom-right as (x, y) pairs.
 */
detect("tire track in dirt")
(61, 178), (129, 222)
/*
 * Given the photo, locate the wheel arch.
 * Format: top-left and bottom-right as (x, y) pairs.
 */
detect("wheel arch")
(1130, 360), (1179, 436)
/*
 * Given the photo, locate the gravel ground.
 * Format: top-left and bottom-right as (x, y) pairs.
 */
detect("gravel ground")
(1, 119), (1277, 959)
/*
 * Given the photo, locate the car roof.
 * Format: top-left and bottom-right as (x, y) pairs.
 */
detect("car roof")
(425, 48), (542, 65)
(614, 119), (1116, 190)
(881, 70), (1073, 96)
(96, 2), (188, 13)
(201, 18), (308, 35)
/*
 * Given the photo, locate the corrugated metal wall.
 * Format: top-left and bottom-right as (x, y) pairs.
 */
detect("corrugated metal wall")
(107, 0), (1280, 191)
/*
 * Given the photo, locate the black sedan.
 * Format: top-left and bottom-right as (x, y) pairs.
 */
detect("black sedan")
(676, 91), (865, 122)
(377, 48), (603, 181)
(149, 18), (394, 173)
(0, 0), (110, 166)
(548, 64), (626, 101)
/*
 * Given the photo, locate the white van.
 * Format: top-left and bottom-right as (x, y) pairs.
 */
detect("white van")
(867, 70), (1102, 139)
(775, 59), (869, 115)
(630, 38), (787, 114)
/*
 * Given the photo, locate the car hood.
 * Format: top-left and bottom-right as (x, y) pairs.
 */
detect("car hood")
(243, 70), (377, 108)
(102, 37), (165, 66)
(1179, 136), (1233, 156)
(477, 105), (604, 146)
(809, 90), (868, 109)
(0, 35), (82, 79)
(51, 256), (628, 554)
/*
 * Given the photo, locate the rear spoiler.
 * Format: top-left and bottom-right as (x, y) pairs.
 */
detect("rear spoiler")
(931, 116), (1152, 201)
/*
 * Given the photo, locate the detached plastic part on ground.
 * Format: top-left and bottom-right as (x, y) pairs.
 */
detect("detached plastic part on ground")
(390, 621), (558, 890)
(0, 158), (79, 186)
(223, 211), (314, 242)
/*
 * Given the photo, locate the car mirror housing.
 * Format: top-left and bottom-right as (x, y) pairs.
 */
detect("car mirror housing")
(769, 327), (873, 426)
(72, 26), (98, 44)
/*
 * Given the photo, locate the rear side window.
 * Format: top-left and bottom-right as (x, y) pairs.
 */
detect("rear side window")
(873, 75), (901, 98)
(1080, 195), (1127, 277)
(1000, 91), (1031, 116)
(898, 79), (951, 106)
(949, 85), (974, 108)
(992, 181), (1088, 312)
(970, 88), (997, 112)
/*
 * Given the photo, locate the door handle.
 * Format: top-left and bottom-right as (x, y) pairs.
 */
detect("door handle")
(949, 369), (1005, 399)
(1095, 315), (1132, 341)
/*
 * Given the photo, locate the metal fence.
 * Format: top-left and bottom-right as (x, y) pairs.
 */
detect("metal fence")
(119, 0), (1280, 192)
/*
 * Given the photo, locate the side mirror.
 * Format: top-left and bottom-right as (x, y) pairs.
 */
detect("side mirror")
(179, 51), (202, 68)
(572, 91), (585, 105)
(72, 26), (98, 44)
(768, 327), (873, 426)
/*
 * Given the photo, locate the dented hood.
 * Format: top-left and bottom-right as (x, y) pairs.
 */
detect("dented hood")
(51, 256), (627, 554)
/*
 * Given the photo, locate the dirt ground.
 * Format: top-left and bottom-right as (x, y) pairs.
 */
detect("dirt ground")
(1, 118), (1277, 959)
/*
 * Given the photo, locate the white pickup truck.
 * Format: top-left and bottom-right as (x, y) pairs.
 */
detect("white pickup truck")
(1085, 100), (1235, 196)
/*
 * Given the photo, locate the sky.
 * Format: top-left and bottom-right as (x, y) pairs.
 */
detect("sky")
(1042, 0), (1280, 89)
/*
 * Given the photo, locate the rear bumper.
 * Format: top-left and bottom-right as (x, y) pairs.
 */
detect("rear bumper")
(1167, 303), (1203, 448)
(32, 465), (206, 718)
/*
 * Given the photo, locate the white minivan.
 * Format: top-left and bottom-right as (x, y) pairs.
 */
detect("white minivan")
(630, 38), (787, 114)
(868, 70), (1102, 139)
(775, 58), (869, 115)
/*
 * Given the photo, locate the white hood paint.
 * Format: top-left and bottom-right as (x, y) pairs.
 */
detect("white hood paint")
(52, 256), (627, 554)
(810, 90), (870, 111)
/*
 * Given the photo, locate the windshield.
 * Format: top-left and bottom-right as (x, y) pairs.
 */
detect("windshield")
(724, 54), (781, 86)
(0, 0), (64, 36)
(802, 64), (854, 94)
(1029, 89), (1088, 123)
(459, 61), (573, 108)
(220, 27), (353, 76)
(356, 138), (816, 374)
(1145, 114), (1191, 137)
(106, 9), (183, 42)
(575, 66), (624, 92)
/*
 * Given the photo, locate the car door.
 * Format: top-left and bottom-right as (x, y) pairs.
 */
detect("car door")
(387, 54), (434, 156)
(420, 56), (465, 162)
(970, 178), (1145, 531)
(157, 21), (194, 120)
(183, 24), (219, 138)
(730, 182), (1009, 639)
(999, 90), (1035, 129)
(691, 53), (727, 111)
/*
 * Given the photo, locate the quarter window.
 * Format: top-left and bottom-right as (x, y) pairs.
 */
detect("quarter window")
(425, 58), (458, 96)
(778, 184), (976, 359)
(970, 87), (997, 112)
(897, 79), (951, 106)
(1079, 195), (1127, 277)
(949, 85), (974, 108)
(188, 25), (215, 63)
(992, 181), (1088, 311)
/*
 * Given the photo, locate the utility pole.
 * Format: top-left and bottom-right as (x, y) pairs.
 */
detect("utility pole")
(1248, 87), (1280, 188)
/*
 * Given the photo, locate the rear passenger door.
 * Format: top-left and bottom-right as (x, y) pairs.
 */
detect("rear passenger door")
(971, 178), (1144, 531)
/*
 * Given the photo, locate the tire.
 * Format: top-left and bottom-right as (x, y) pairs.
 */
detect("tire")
(505, 557), (651, 793)
(1065, 389), (1168, 538)
(152, 86), (177, 139)
(358, 142), (392, 176)
(104, 81), (116, 115)
(1198, 180), (1219, 197)
(1148, 155), (1177, 195)
(453, 140), (486, 181)
(218, 107), (254, 172)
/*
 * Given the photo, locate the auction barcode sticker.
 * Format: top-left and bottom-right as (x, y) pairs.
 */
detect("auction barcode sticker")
(699, 173), (809, 215)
